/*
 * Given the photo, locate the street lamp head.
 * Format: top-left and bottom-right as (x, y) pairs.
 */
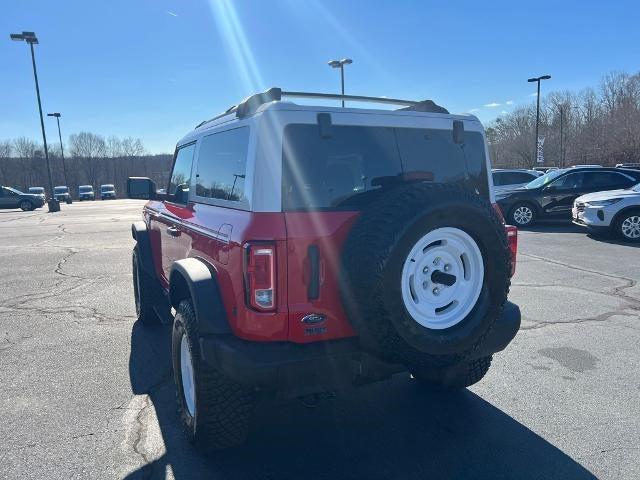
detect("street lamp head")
(341, 58), (353, 65)
(47, 113), (61, 117)
(528, 75), (551, 82)
(10, 31), (38, 44)
(328, 60), (342, 68)
(540, 75), (551, 80)
(527, 77), (537, 83)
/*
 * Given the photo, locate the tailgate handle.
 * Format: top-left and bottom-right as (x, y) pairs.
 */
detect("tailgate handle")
(167, 226), (181, 237)
(307, 245), (320, 301)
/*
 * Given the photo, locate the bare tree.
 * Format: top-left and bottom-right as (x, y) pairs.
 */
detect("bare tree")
(106, 136), (123, 158)
(69, 132), (107, 158)
(120, 137), (145, 157)
(13, 137), (38, 159)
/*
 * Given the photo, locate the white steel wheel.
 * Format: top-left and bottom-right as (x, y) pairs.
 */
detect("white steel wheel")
(621, 215), (640, 239)
(401, 227), (484, 330)
(180, 334), (196, 417)
(512, 205), (533, 225)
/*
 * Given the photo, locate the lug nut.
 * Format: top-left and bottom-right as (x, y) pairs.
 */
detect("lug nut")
(444, 264), (451, 272)
(422, 281), (429, 289)
(432, 287), (440, 296)
(422, 266), (429, 274)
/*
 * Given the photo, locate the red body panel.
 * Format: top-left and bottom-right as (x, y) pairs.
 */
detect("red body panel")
(284, 211), (359, 343)
(146, 200), (290, 342)
(144, 200), (360, 343)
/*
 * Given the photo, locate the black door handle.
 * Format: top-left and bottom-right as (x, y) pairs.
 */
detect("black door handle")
(167, 226), (181, 237)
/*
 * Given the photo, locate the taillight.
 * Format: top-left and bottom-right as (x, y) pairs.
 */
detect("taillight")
(505, 225), (518, 277)
(244, 243), (276, 311)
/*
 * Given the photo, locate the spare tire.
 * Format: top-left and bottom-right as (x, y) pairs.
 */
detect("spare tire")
(341, 183), (510, 364)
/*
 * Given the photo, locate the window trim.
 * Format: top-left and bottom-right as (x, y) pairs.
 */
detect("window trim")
(191, 125), (251, 211)
(166, 141), (197, 205)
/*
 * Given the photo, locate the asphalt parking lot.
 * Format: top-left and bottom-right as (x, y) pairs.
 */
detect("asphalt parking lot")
(1, 200), (639, 479)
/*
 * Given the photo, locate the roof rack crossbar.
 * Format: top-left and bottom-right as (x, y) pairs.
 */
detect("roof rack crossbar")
(230, 87), (449, 119)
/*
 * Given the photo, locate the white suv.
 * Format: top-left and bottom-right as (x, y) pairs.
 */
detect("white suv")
(573, 182), (640, 242)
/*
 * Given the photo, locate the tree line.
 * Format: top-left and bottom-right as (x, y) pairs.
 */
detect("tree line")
(0, 132), (172, 196)
(487, 70), (640, 169)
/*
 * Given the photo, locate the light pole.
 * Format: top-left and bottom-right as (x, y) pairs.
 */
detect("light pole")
(47, 113), (68, 186)
(527, 74), (551, 165)
(328, 58), (353, 107)
(10, 31), (59, 212)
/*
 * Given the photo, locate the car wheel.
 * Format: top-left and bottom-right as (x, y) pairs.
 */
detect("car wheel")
(132, 246), (162, 325)
(411, 355), (492, 390)
(172, 299), (253, 451)
(509, 203), (536, 227)
(341, 183), (510, 365)
(19, 200), (34, 211)
(616, 209), (640, 243)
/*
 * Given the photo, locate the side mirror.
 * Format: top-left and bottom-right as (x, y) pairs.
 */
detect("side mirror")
(453, 120), (465, 144)
(127, 177), (156, 200)
(174, 184), (189, 204)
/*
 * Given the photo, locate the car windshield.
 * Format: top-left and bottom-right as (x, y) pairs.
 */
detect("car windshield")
(632, 183), (640, 192)
(525, 169), (566, 189)
(79, 186), (93, 192)
(101, 185), (114, 192)
(29, 188), (44, 193)
(54, 187), (68, 193)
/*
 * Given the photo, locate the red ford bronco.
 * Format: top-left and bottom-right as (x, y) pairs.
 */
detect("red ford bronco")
(127, 88), (520, 450)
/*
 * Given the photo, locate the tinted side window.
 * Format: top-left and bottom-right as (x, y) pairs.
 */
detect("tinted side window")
(282, 125), (401, 210)
(168, 143), (195, 197)
(195, 127), (250, 202)
(584, 171), (632, 189)
(550, 172), (585, 189)
(492, 172), (505, 186)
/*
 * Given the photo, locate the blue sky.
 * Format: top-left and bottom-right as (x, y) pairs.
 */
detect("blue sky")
(2, 0), (639, 154)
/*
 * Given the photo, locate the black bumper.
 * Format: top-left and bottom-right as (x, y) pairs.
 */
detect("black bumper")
(200, 301), (521, 397)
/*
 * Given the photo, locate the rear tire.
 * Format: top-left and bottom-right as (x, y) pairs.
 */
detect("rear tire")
(172, 299), (253, 451)
(19, 200), (34, 211)
(411, 355), (492, 390)
(615, 209), (640, 243)
(509, 203), (536, 227)
(132, 246), (161, 325)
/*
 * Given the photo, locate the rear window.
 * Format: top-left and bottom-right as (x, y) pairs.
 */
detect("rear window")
(282, 124), (487, 211)
(55, 187), (68, 193)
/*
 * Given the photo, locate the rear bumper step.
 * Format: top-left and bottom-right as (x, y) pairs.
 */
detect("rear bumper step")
(200, 301), (521, 396)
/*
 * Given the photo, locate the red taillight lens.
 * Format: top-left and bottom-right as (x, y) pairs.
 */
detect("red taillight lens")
(244, 243), (276, 311)
(505, 225), (518, 277)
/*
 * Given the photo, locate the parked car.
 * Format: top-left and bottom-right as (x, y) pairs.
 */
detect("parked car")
(492, 169), (542, 193)
(533, 166), (559, 173)
(28, 186), (46, 201)
(100, 184), (116, 200)
(573, 182), (640, 242)
(78, 185), (95, 201)
(127, 87), (520, 450)
(54, 186), (73, 204)
(0, 186), (46, 211)
(496, 167), (640, 226)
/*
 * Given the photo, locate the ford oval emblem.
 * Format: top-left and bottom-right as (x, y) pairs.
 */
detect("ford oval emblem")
(302, 314), (326, 325)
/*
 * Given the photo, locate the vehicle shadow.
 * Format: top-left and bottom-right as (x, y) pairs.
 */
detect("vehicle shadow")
(125, 321), (596, 480)
(517, 221), (584, 234)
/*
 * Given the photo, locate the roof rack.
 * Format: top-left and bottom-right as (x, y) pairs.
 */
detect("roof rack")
(195, 87), (449, 127)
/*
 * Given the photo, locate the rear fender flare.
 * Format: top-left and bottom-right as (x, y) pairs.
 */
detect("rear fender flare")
(169, 258), (231, 335)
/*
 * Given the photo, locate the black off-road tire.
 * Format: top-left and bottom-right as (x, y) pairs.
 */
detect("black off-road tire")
(411, 355), (493, 390)
(132, 246), (161, 325)
(172, 299), (253, 451)
(341, 183), (510, 367)
(508, 202), (536, 227)
(614, 209), (640, 243)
